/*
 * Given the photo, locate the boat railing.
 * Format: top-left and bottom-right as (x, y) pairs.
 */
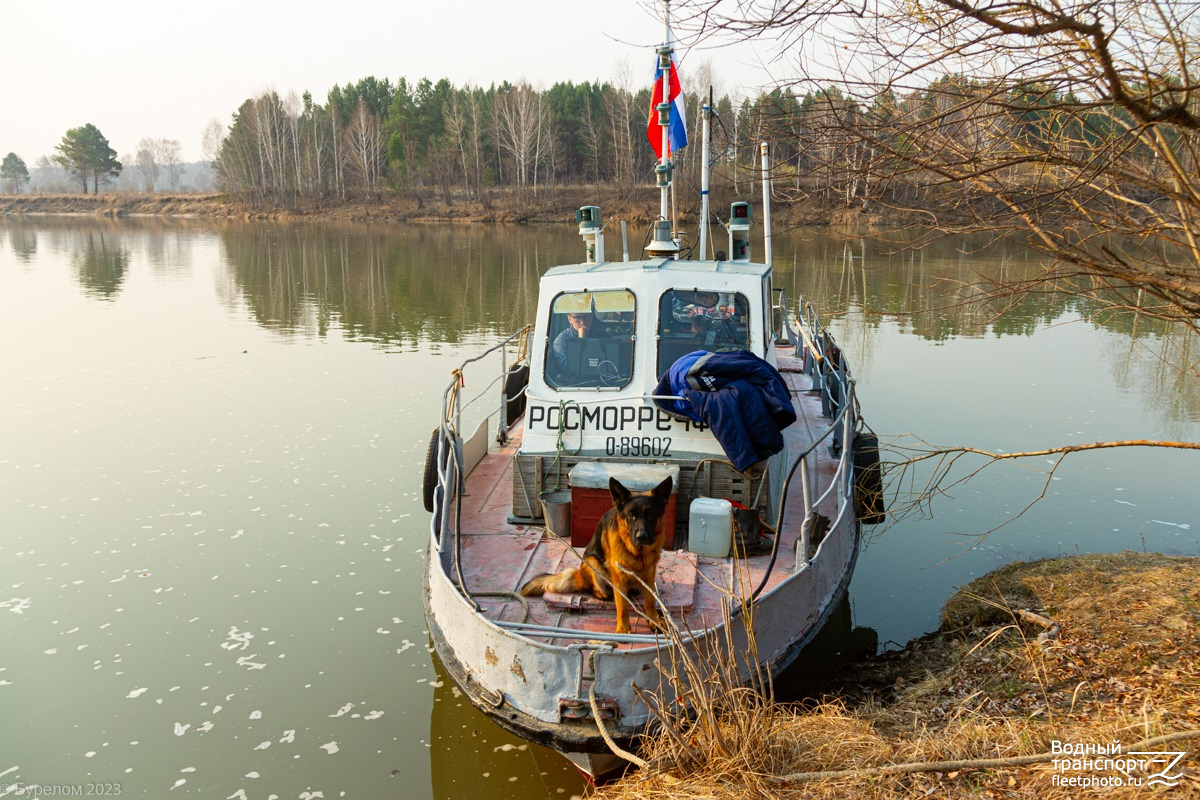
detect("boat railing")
(772, 286), (788, 344)
(432, 326), (532, 555)
(782, 298), (858, 572)
(523, 391), (685, 406)
(431, 304), (858, 644)
(495, 619), (670, 645)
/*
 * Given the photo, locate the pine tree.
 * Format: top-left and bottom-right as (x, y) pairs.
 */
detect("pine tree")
(0, 152), (30, 193)
(55, 124), (122, 194)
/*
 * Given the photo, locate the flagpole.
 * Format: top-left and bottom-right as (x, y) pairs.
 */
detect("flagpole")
(660, 1), (671, 226)
(647, 0), (681, 258)
(671, 172), (679, 255)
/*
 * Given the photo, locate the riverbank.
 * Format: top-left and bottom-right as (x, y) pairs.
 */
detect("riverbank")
(0, 188), (901, 227)
(596, 552), (1199, 799)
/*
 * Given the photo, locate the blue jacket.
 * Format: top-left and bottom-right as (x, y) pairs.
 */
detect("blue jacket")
(653, 350), (796, 472)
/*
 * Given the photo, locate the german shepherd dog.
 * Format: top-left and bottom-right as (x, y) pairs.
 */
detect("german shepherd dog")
(520, 476), (672, 634)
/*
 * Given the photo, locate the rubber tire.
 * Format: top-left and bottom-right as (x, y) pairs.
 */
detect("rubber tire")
(422, 428), (443, 513)
(503, 363), (530, 428)
(852, 431), (886, 525)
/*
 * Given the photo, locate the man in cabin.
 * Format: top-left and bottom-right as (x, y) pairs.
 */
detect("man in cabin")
(549, 308), (632, 386)
(551, 311), (599, 375)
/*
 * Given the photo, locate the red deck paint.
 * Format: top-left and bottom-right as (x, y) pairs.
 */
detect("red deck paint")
(455, 350), (840, 649)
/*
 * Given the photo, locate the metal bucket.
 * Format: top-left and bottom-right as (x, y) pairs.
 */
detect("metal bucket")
(540, 491), (572, 540)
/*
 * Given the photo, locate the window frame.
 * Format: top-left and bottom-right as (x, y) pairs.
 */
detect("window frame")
(654, 288), (752, 378)
(543, 289), (638, 392)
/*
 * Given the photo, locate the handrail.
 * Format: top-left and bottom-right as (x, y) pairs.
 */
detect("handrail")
(434, 326), (532, 601)
(751, 376), (854, 600)
(438, 325), (532, 436)
(433, 308), (858, 632)
(524, 391), (685, 406)
(750, 299), (856, 600)
(495, 620), (683, 645)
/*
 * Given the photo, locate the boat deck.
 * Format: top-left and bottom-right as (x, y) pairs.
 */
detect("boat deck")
(453, 352), (841, 648)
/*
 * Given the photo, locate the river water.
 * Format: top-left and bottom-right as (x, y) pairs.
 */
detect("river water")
(1, 217), (1197, 799)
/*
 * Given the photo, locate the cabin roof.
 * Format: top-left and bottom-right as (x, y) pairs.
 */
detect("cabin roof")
(543, 258), (771, 279)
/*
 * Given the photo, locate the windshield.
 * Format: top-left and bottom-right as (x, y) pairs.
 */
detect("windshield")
(545, 290), (636, 390)
(656, 289), (751, 376)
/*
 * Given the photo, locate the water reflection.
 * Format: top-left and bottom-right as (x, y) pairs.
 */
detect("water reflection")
(780, 232), (1099, 338)
(72, 229), (130, 299)
(773, 230), (1200, 426)
(6, 227), (37, 262)
(1, 216), (1196, 799)
(217, 223), (563, 346)
(2, 216), (213, 289)
(427, 654), (586, 799)
(775, 594), (879, 698)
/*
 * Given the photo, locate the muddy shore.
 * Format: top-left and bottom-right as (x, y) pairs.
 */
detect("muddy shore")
(0, 189), (889, 227)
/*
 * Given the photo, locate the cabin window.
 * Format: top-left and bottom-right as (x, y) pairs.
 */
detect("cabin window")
(656, 289), (751, 377)
(544, 290), (637, 390)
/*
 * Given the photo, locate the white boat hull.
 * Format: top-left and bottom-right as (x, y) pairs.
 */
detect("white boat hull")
(422, 279), (869, 776)
(422, 466), (860, 761)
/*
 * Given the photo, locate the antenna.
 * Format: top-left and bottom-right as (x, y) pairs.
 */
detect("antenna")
(699, 86), (712, 260)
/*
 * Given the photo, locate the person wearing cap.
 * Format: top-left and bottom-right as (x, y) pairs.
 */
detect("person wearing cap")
(552, 311), (597, 373)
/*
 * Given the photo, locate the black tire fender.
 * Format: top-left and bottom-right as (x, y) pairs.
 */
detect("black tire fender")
(503, 363), (530, 428)
(422, 427), (445, 513)
(852, 431), (886, 525)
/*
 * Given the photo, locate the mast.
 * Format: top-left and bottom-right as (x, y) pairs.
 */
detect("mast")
(660, 2), (671, 223)
(647, 0), (679, 257)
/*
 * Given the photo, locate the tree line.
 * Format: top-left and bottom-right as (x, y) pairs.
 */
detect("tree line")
(205, 71), (794, 206)
(3, 128), (210, 195)
(201, 69), (952, 208)
(206, 62), (1196, 236)
(3, 125), (122, 194)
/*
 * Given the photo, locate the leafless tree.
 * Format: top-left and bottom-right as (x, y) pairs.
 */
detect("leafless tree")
(465, 89), (487, 199)
(533, 91), (561, 193)
(493, 83), (544, 191)
(608, 59), (640, 188)
(676, 0), (1200, 329)
(131, 138), (184, 193)
(304, 103), (331, 199)
(329, 108), (345, 202)
(444, 89), (469, 196)
(32, 156), (71, 193)
(202, 119), (225, 165)
(135, 140), (158, 192)
(345, 97), (386, 197)
(672, 0), (1200, 534)
(579, 95), (605, 183)
(682, 58), (722, 189)
(157, 139), (183, 191)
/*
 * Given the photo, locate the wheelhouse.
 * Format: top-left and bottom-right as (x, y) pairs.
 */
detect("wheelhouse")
(523, 258), (777, 459)
(509, 257), (784, 526)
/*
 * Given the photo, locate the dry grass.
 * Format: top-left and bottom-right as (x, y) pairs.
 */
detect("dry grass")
(595, 552), (1200, 799)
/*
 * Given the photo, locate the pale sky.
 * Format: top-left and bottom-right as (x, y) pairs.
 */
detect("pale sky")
(1, 0), (789, 165)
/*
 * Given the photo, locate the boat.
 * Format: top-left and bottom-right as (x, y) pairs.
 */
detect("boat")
(421, 10), (876, 778)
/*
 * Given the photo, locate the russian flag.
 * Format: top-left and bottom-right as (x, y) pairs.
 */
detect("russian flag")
(647, 29), (687, 159)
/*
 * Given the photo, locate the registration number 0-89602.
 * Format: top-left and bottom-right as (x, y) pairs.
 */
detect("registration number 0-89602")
(605, 436), (672, 457)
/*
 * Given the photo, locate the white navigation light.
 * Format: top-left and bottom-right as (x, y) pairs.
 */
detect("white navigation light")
(577, 206), (605, 264)
(729, 202), (752, 262)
